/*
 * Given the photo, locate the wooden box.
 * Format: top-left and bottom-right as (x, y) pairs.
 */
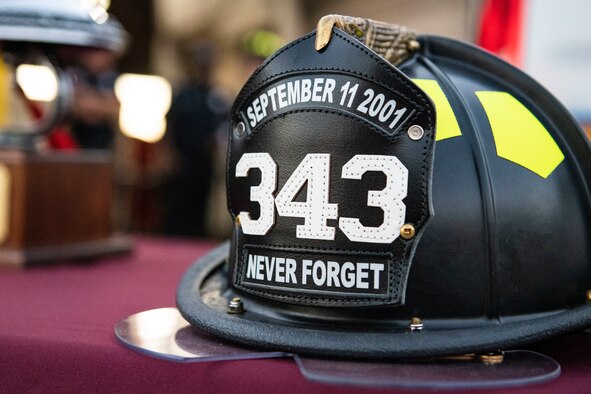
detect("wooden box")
(0, 150), (131, 266)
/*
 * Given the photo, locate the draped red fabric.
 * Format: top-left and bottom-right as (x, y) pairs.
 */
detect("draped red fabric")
(478, 0), (526, 67)
(1, 237), (591, 392)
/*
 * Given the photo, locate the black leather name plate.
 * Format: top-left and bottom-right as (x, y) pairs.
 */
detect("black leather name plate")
(227, 28), (435, 307)
(239, 74), (415, 135)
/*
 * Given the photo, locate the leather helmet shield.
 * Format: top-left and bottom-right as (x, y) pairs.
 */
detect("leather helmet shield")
(227, 28), (435, 307)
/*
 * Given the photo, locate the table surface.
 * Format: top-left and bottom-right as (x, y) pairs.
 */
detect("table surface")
(1, 236), (590, 393)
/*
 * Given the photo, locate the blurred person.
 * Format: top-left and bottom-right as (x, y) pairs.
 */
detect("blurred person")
(162, 42), (228, 237)
(64, 46), (121, 150)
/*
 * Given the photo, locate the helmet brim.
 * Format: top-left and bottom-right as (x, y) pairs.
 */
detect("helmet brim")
(177, 242), (591, 360)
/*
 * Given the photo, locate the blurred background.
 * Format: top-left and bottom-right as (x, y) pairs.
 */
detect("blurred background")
(69, 0), (590, 240)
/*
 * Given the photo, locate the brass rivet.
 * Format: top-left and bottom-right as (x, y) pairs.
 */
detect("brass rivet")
(234, 121), (246, 137)
(478, 350), (504, 365)
(235, 215), (241, 227)
(400, 223), (415, 240)
(408, 40), (421, 51)
(586, 290), (591, 303)
(409, 316), (423, 332)
(407, 125), (424, 140)
(227, 297), (245, 314)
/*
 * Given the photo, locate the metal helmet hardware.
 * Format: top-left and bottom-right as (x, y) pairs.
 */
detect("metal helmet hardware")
(178, 15), (591, 359)
(0, 0), (128, 149)
(0, 0), (127, 53)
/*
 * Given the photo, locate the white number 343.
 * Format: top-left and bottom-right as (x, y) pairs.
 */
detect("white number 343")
(235, 153), (409, 244)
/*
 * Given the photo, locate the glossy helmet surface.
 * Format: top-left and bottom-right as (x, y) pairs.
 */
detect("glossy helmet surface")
(177, 19), (591, 359)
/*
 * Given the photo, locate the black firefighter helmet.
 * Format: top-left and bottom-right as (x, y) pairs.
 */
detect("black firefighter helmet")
(177, 15), (591, 359)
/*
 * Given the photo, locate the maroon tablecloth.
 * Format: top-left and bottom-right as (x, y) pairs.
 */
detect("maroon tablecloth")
(1, 236), (590, 393)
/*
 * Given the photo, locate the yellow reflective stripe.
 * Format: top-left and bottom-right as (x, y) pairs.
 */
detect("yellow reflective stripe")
(412, 79), (461, 141)
(476, 91), (564, 178)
